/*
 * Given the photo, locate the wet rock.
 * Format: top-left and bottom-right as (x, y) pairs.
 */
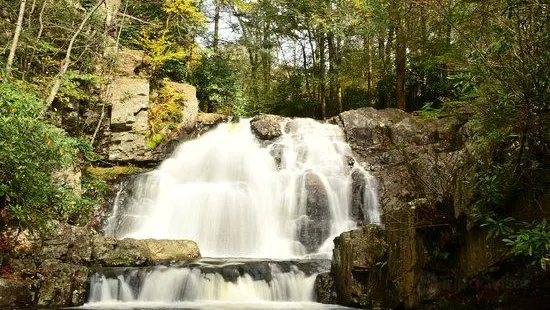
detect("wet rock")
(0, 278), (35, 308)
(315, 272), (336, 304)
(297, 173), (332, 253)
(305, 173), (331, 220)
(351, 169), (366, 223)
(92, 237), (149, 267)
(250, 114), (283, 140)
(37, 259), (89, 307)
(329, 107), (536, 309)
(197, 112), (227, 125)
(331, 224), (389, 308)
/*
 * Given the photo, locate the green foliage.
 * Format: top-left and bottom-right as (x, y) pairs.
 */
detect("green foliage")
(190, 54), (241, 114)
(503, 219), (550, 263)
(0, 83), (43, 117)
(0, 0), (106, 79)
(481, 215), (515, 239)
(56, 71), (105, 107)
(146, 82), (186, 149)
(121, 0), (206, 81)
(415, 102), (444, 120)
(0, 83), (92, 230)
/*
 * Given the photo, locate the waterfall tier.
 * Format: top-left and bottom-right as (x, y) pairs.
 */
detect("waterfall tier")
(104, 118), (380, 259)
(86, 259), (328, 305)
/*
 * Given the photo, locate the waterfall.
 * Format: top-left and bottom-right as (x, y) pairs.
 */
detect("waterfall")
(90, 118), (380, 307)
(88, 263), (317, 303)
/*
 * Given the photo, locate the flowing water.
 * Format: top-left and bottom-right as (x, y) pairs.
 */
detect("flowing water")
(86, 118), (380, 309)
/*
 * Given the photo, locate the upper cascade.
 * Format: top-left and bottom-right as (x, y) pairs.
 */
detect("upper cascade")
(105, 118), (380, 258)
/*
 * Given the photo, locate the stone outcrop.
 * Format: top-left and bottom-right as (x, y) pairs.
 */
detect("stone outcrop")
(169, 82), (199, 135)
(297, 173), (332, 253)
(314, 272), (337, 304)
(103, 76), (156, 163)
(3, 223), (200, 308)
(37, 260), (89, 307)
(250, 114), (283, 140)
(326, 107), (549, 309)
(98, 48), (209, 166)
(0, 278), (34, 308)
(331, 225), (389, 307)
(93, 238), (201, 266)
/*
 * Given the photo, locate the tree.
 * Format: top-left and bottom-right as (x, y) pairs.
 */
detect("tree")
(213, 0), (221, 53)
(44, 0), (106, 111)
(4, 0), (27, 81)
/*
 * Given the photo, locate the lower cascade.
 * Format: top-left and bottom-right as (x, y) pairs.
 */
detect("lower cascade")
(87, 118), (380, 307)
(87, 260), (326, 304)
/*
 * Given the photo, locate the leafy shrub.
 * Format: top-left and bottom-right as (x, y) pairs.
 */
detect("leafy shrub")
(0, 83), (91, 230)
(503, 219), (550, 261)
(146, 82), (186, 149)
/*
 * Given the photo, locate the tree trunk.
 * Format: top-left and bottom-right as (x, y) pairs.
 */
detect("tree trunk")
(336, 36), (342, 114)
(300, 42), (312, 100)
(364, 34), (372, 106)
(37, 0), (47, 40)
(394, 1), (406, 110)
(5, 0), (27, 81)
(261, 22), (271, 99)
(27, 0), (36, 28)
(319, 31), (327, 120)
(328, 31), (336, 112)
(213, 0), (220, 53)
(44, 0), (105, 112)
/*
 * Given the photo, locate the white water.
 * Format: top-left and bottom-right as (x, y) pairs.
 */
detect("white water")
(92, 118), (380, 308)
(105, 118), (379, 258)
(87, 265), (316, 304)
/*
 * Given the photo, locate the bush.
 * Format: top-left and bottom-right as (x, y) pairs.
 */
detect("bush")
(146, 82), (186, 149)
(503, 219), (550, 265)
(0, 83), (91, 230)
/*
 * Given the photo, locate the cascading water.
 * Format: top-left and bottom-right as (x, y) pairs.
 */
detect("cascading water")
(87, 118), (380, 308)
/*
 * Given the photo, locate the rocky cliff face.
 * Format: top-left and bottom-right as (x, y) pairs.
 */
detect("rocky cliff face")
(97, 48), (228, 167)
(1, 224), (200, 308)
(325, 107), (549, 309)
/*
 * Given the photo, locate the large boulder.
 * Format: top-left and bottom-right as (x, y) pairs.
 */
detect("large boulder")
(138, 239), (201, 264)
(108, 77), (149, 132)
(328, 108), (470, 308)
(314, 272), (337, 304)
(250, 114), (283, 140)
(0, 278), (35, 308)
(195, 112), (229, 136)
(328, 108), (550, 309)
(92, 237), (201, 266)
(331, 225), (389, 308)
(7, 222), (201, 308)
(36, 260), (89, 307)
(297, 173), (332, 253)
